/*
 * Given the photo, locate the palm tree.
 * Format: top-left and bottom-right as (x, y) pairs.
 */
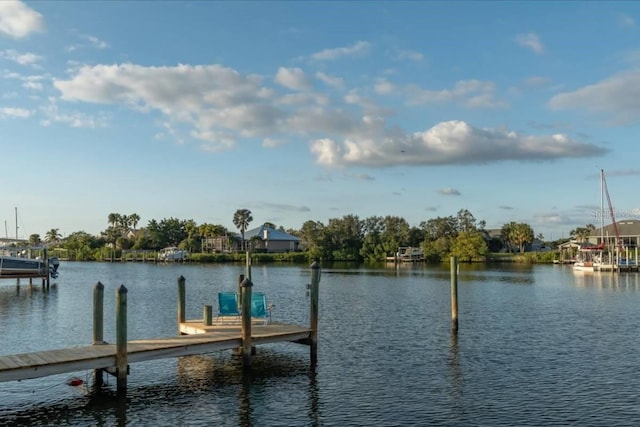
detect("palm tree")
(45, 228), (62, 243)
(129, 213), (140, 232)
(233, 209), (253, 251)
(107, 213), (121, 229)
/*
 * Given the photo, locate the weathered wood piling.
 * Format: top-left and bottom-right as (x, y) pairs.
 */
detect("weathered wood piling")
(450, 256), (458, 332)
(310, 261), (320, 364)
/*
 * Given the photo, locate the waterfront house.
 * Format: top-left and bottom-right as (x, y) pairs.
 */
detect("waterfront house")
(243, 225), (301, 253)
(586, 219), (640, 248)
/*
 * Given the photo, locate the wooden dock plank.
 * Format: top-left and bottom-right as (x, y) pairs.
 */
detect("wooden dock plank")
(0, 322), (312, 383)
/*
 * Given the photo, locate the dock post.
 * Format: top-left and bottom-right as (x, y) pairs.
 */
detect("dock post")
(178, 275), (186, 334)
(240, 278), (253, 368)
(93, 282), (105, 388)
(245, 250), (252, 281)
(310, 261), (321, 365)
(237, 274), (244, 310)
(204, 304), (212, 326)
(116, 285), (128, 393)
(93, 282), (105, 344)
(450, 256), (459, 332)
(44, 247), (50, 289)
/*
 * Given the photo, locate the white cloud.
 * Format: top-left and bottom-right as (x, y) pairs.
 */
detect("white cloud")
(515, 32), (544, 54)
(52, 62), (608, 168)
(524, 76), (551, 87)
(438, 187), (461, 196)
(1, 70), (46, 90)
(533, 213), (572, 225)
(549, 70), (640, 124)
(262, 138), (285, 148)
(0, 0), (44, 38)
(395, 49), (424, 62)
(377, 78), (507, 109)
(310, 120), (608, 167)
(310, 41), (371, 61)
(259, 202), (311, 212)
(275, 67), (311, 91)
(0, 106), (30, 118)
(0, 49), (42, 66)
(22, 80), (42, 90)
(374, 79), (396, 95)
(40, 98), (108, 128)
(315, 71), (344, 89)
(66, 34), (110, 52)
(85, 34), (108, 49)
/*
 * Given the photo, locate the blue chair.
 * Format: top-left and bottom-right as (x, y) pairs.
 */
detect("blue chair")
(216, 292), (240, 323)
(251, 291), (273, 325)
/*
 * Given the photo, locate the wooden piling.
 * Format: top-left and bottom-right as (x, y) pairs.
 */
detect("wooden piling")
(92, 281), (105, 388)
(203, 304), (212, 326)
(44, 247), (50, 288)
(178, 275), (186, 334)
(240, 278), (253, 368)
(116, 285), (128, 393)
(245, 250), (252, 281)
(93, 282), (105, 345)
(237, 274), (244, 310)
(310, 261), (321, 365)
(450, 256), (459, 332)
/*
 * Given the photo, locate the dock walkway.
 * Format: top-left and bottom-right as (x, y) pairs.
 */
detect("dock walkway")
(0, 322), (311, 383)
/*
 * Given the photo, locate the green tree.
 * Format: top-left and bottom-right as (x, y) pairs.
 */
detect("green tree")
(298, 220), (328, 260)
(511, 222), (534, 253)
(360, 216), (384, 261)
(451, 231), (489, 261)
(324, 214), (363, 261)
(233, 209), (253, 251)
(45, 228), (62, 243)
(128, 213), (141, 231)
(570, 224), (595, 243)
(29, 234), (42, 246)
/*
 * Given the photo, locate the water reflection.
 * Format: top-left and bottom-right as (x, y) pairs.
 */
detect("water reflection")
(572, 271), (640, 290)
(238, 369), (253, 427)
(448, 332), (462, 399)
(307, 367), (321, 427)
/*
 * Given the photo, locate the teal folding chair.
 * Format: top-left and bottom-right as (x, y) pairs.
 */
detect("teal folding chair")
(251, 291), (273, 325)
(216, 292), (240, 323)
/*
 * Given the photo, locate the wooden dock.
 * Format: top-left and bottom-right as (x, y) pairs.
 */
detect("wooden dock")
(0, 322), (311, 383)
(0, 261), (321, 392)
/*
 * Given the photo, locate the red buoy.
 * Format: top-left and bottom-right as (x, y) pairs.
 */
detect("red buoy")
(66, 377), (83, 386)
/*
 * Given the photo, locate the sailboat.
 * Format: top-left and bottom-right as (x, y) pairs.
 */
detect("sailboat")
(573, 171), (605, 272)
(573, 170), (620, 272)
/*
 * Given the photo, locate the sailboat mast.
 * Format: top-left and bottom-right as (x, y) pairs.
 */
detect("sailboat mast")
(600, 169), (604, 246)
(15, 207), (18, 240)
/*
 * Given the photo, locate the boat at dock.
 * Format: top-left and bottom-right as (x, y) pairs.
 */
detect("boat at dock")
(158, 246), (187, 262)
(0, 253), (60, 278)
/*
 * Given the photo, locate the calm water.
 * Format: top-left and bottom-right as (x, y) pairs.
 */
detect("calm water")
(1, 262), (640, 426)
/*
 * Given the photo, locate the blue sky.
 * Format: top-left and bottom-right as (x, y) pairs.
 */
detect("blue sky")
(1, 1), (639, 241)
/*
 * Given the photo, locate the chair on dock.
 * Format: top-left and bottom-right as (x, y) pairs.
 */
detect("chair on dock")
(216, 292), (240, 323)
(251, 291), (274, 325)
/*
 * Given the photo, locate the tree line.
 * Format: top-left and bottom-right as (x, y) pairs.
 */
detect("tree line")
(21, 208), (551, 263)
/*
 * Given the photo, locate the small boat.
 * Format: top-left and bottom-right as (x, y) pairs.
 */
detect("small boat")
(0, 254), (60, 278)
(158, 247), (187, 262)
